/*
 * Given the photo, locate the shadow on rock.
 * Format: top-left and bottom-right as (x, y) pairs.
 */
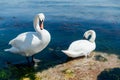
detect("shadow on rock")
(97, 68), (120, 80)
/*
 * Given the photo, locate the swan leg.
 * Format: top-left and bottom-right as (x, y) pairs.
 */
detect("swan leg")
(31, 55), (41, 68)
(83, 53), (94, 65)
(85, 54), (88, 59)
(31, 55), (35, 64)
(81, 54), (89, 65)
(26, 57), (31, 65)
(91, 52), (95, 59)
(85, 52), (91, 59)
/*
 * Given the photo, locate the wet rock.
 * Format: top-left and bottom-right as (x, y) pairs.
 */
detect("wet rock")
(95, 55), (108, 62)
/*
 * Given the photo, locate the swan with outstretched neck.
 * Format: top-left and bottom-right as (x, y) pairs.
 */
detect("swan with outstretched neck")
(4, 13), (51, 64)
(62, 30), (96, 58)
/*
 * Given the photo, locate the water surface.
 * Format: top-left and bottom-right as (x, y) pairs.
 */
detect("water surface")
(0, 0), (120, 67)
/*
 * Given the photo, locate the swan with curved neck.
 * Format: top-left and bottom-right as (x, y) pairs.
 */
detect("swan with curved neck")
(83, 30), (96, 43)
(62, 30), (96, 58)
(5, 13), (51, 64)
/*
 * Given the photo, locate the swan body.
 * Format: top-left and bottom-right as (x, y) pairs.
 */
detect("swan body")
(5, 13), (51, 63)
(62, 30), (96, 58)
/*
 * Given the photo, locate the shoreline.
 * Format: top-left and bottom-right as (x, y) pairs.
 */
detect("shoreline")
(33, 51), (120, 80)
(0, 51), (120, 80)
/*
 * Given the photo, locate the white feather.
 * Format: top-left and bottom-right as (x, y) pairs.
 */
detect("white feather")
(62, 30), (96, 58)
(4, 13), (51, 57)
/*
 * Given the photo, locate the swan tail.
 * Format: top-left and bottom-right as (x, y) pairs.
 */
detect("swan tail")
(4, 47), (19, 53)
(62, 50), (84, 58)
(61, 50), (70, 54)
(61, 50), (76, 58)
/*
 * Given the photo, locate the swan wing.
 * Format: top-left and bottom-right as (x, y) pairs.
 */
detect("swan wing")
(68, 40), (95, 54)
(9, 32), (42, 50)
(9, 32), (28, 46)
(9, 33), (25, 52)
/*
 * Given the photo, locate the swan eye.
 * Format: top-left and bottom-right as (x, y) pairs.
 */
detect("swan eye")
(39, 18), (43, 22)
(41, 20), (43, 22)
(39, 20), (43, 25)
(39, 18), (43, 24)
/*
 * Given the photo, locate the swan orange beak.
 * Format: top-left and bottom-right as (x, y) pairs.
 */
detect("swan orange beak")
(40, 21), (44, 30)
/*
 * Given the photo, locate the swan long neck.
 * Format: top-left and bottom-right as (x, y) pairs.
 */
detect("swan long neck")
(84, 30), (96, 43)
(33, 15), (44, 40)
(34, 15), (40, 32)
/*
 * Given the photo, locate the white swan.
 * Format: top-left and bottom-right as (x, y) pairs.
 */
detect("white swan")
(62, 30), (96, 58)
(4, 13), (51, 64)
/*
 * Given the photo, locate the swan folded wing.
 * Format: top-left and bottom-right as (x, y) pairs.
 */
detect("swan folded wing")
(9, 32), (37, 46)
(69, 40), (94, 51)
(8, 32), (34, 52)
(68, 40), (95, 57)
(9, 32), (42, 54)
(9, 33), (27, 47)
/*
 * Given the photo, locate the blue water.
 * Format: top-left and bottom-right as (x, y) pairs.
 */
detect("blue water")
(0, 0), (120, 67)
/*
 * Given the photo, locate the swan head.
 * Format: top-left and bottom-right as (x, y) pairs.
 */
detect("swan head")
(38, 13), (45, 22)
(38, 13), (45, 30)
(83, 30), (96, 43)
(34, 13), (45, 30)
